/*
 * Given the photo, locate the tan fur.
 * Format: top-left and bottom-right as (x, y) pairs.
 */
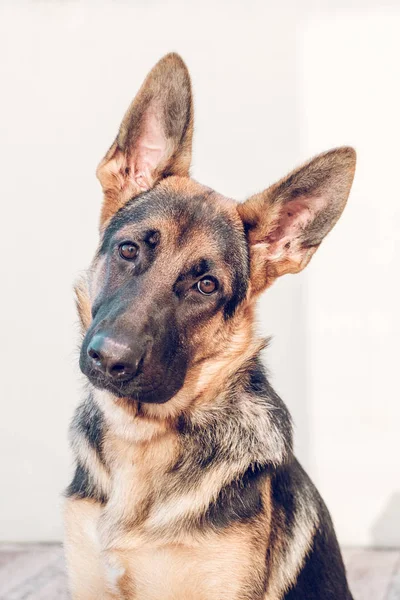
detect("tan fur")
(66, 392), (272, 599)
(66, 488), (270, 600)
(64, 499), (106, 599)
(74, 274), (92, 333)
(69, 519), (267, 600)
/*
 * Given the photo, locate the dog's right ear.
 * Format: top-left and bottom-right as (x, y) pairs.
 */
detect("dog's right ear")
(97, 53), (193, 227)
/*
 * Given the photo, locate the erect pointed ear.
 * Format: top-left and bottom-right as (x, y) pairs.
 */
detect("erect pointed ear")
(237, 147), (356, 294)
(97, 53), (193, 227)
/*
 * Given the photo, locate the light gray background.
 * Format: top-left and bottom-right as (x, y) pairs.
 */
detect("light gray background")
(0, 0), (399, 545)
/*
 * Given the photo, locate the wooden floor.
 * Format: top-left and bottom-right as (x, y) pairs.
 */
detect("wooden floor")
(0, 544), (399, 599)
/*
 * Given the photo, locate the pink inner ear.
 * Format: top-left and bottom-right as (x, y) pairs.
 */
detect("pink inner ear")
(130, 108), (168, 190)
(266, 196), (325, 259)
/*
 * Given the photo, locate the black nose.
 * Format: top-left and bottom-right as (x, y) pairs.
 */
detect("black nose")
(87, 334), (145, 382)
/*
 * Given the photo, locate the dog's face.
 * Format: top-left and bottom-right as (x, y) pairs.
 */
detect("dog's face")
(78, 53), (356, 406)
(80, 182), (248, 404)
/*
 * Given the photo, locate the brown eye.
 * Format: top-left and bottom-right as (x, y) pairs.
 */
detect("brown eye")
(197, 277), (218, 295)
(119, 242), (138, 261)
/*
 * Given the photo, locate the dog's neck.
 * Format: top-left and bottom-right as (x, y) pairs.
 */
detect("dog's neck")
(91, 334), (293, 471)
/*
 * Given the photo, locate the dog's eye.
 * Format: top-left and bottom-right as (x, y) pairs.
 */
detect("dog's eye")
(197, 277), (218, 295)
(119, 242), (138, 261)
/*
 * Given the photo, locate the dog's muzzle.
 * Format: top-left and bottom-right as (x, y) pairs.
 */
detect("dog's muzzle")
(86, 332), (149, 383)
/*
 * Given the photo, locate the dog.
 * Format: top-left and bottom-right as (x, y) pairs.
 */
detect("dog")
(64, 53), (356, 599)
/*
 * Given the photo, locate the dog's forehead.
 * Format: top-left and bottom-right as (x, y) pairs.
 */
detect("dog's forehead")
(100, 177), (245, 256)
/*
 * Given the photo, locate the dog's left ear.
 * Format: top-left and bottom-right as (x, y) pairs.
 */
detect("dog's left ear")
(238, 147), (356, 294)
(97, 53), (193, 227)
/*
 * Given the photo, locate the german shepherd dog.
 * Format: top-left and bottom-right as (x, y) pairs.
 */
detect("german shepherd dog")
(64, 53), (356, 599)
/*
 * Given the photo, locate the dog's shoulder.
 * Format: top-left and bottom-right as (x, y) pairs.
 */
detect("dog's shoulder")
(266, 458), (352, 599)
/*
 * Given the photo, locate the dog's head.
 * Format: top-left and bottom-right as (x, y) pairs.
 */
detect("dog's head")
(78, 53), (356, 407)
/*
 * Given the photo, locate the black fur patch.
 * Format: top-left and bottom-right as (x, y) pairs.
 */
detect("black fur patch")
(245, 358), (294, 449)
(99, 189), (154, 254)
(72, 395), (105, 461)
(267, 459), (353, 599)
(203, 463), (268, 528)
(223, 267), (248, 319)
(283, 525), (353, 599)
(65, 463), (107, 504)
(246, 360), (269, 395)
(179, 258), (213, 281)
(270, 462), (299, 534)
(66, 396), (108, 504)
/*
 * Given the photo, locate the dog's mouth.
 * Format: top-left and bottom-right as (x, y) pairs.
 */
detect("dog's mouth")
(83, 364), (184, 405)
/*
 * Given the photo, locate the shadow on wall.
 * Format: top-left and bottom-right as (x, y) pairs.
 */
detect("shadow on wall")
(371, 493), (400, 548)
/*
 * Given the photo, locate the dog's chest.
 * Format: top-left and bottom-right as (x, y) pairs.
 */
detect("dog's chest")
(99, 519), (256, 600)
(98, 436), (260, 599)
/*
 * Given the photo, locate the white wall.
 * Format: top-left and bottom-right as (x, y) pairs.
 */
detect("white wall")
(0, 0), (399, 545)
